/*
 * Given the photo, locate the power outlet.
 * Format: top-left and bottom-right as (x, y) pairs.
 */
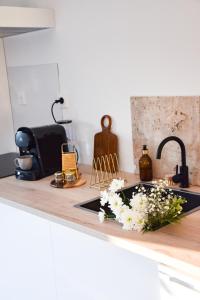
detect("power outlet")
(17, 92), (27, 105)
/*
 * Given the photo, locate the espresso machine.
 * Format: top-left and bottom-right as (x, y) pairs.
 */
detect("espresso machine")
(15, 124), (67, 180)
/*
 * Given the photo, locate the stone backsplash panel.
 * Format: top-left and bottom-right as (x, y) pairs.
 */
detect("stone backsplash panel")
(131, 96), (200, 186)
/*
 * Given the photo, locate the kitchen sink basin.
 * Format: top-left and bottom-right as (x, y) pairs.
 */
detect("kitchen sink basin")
(76, 183), (200, 217)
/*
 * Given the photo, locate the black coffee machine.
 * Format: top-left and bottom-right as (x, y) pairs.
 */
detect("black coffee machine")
(15, 124), (67, 180)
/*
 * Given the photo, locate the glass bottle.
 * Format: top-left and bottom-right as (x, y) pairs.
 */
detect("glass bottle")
(139, 145), (153, 181)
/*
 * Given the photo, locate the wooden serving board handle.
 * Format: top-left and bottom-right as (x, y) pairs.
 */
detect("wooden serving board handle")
(93, 115), (118, 172)
(101, 115), (112, 131)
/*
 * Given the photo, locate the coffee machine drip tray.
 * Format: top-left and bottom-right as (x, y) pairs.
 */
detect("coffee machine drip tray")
(0, 152), (18, 178)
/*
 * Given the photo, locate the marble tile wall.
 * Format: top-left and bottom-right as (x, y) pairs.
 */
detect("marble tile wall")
(131, 96), (200, 186)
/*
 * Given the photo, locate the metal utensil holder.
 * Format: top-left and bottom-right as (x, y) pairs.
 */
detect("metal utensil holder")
(61, 143), (79, 179)
(90, 153), (124, 190)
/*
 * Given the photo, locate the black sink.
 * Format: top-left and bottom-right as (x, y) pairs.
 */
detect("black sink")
(76, 184), (200, 216)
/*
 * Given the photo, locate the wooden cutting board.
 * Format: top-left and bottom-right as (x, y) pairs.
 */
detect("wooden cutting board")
(93, 115), (118, 172)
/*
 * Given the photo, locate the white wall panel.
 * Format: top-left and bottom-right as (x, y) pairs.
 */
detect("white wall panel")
(8, 63), (61, 131)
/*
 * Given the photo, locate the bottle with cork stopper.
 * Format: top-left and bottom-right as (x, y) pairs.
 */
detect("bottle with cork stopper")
(139, 145), (153, 181)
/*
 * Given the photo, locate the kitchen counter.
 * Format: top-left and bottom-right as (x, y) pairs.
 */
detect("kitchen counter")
(0, 164), (200, 281)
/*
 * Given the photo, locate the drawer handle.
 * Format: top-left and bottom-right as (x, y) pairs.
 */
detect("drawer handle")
(170, 277), (200, 293)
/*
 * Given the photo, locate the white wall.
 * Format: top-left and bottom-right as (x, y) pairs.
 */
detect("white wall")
(2, 0), (200, 171)
(0, 38), (15, 154)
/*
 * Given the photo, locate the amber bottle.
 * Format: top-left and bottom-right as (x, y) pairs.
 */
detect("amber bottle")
(139, 145), (153, 181)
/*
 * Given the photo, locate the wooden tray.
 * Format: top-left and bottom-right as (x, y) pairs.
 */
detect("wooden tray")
(50, 177), (86, 189)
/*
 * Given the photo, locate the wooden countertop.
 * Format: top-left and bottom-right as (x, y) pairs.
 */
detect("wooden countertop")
(0, 165), (200, 280)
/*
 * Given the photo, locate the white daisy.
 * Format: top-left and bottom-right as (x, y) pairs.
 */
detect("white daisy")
(120, 208), (135, 230)
(109, 179), (125, 193)
(100, 190), (109, 206)
(108, 193), (123, 213)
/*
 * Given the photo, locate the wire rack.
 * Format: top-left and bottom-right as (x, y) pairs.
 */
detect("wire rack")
(90, 153), (125, 190)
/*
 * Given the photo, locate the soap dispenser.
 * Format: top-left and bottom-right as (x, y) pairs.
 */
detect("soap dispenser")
(139, 145), (153, 181)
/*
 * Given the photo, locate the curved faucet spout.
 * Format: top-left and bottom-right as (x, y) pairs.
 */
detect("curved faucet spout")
(156, 136), (186, 166)
(156, 136), (189, 188)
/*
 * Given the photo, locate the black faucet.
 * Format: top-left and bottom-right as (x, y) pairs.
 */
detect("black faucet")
(156, 136), (189, 188)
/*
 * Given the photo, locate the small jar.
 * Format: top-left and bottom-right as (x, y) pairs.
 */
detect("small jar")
(54, 171), (65, 187)
(65, 170), (76, 184)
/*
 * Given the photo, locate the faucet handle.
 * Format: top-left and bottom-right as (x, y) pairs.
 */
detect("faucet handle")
(175, 165), (179, 175)
(172, 165), (181, 185)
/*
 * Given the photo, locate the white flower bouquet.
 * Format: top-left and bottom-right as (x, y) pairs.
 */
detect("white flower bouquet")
(98, 179), (186, 232)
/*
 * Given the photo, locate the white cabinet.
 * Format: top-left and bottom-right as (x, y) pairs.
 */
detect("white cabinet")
(0, 200), (160, 300)
(0, 201), (56, 300)
(0, 7), (55, 37)
(1, 199), (199, 300)
(51, 222), (160, 300)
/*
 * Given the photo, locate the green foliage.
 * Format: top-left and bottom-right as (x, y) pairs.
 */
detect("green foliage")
(143, 195), (187, 232)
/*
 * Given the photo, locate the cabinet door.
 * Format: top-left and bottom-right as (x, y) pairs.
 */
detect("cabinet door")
(0, 201), (56, 300)
(51, 222), (160, 300)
